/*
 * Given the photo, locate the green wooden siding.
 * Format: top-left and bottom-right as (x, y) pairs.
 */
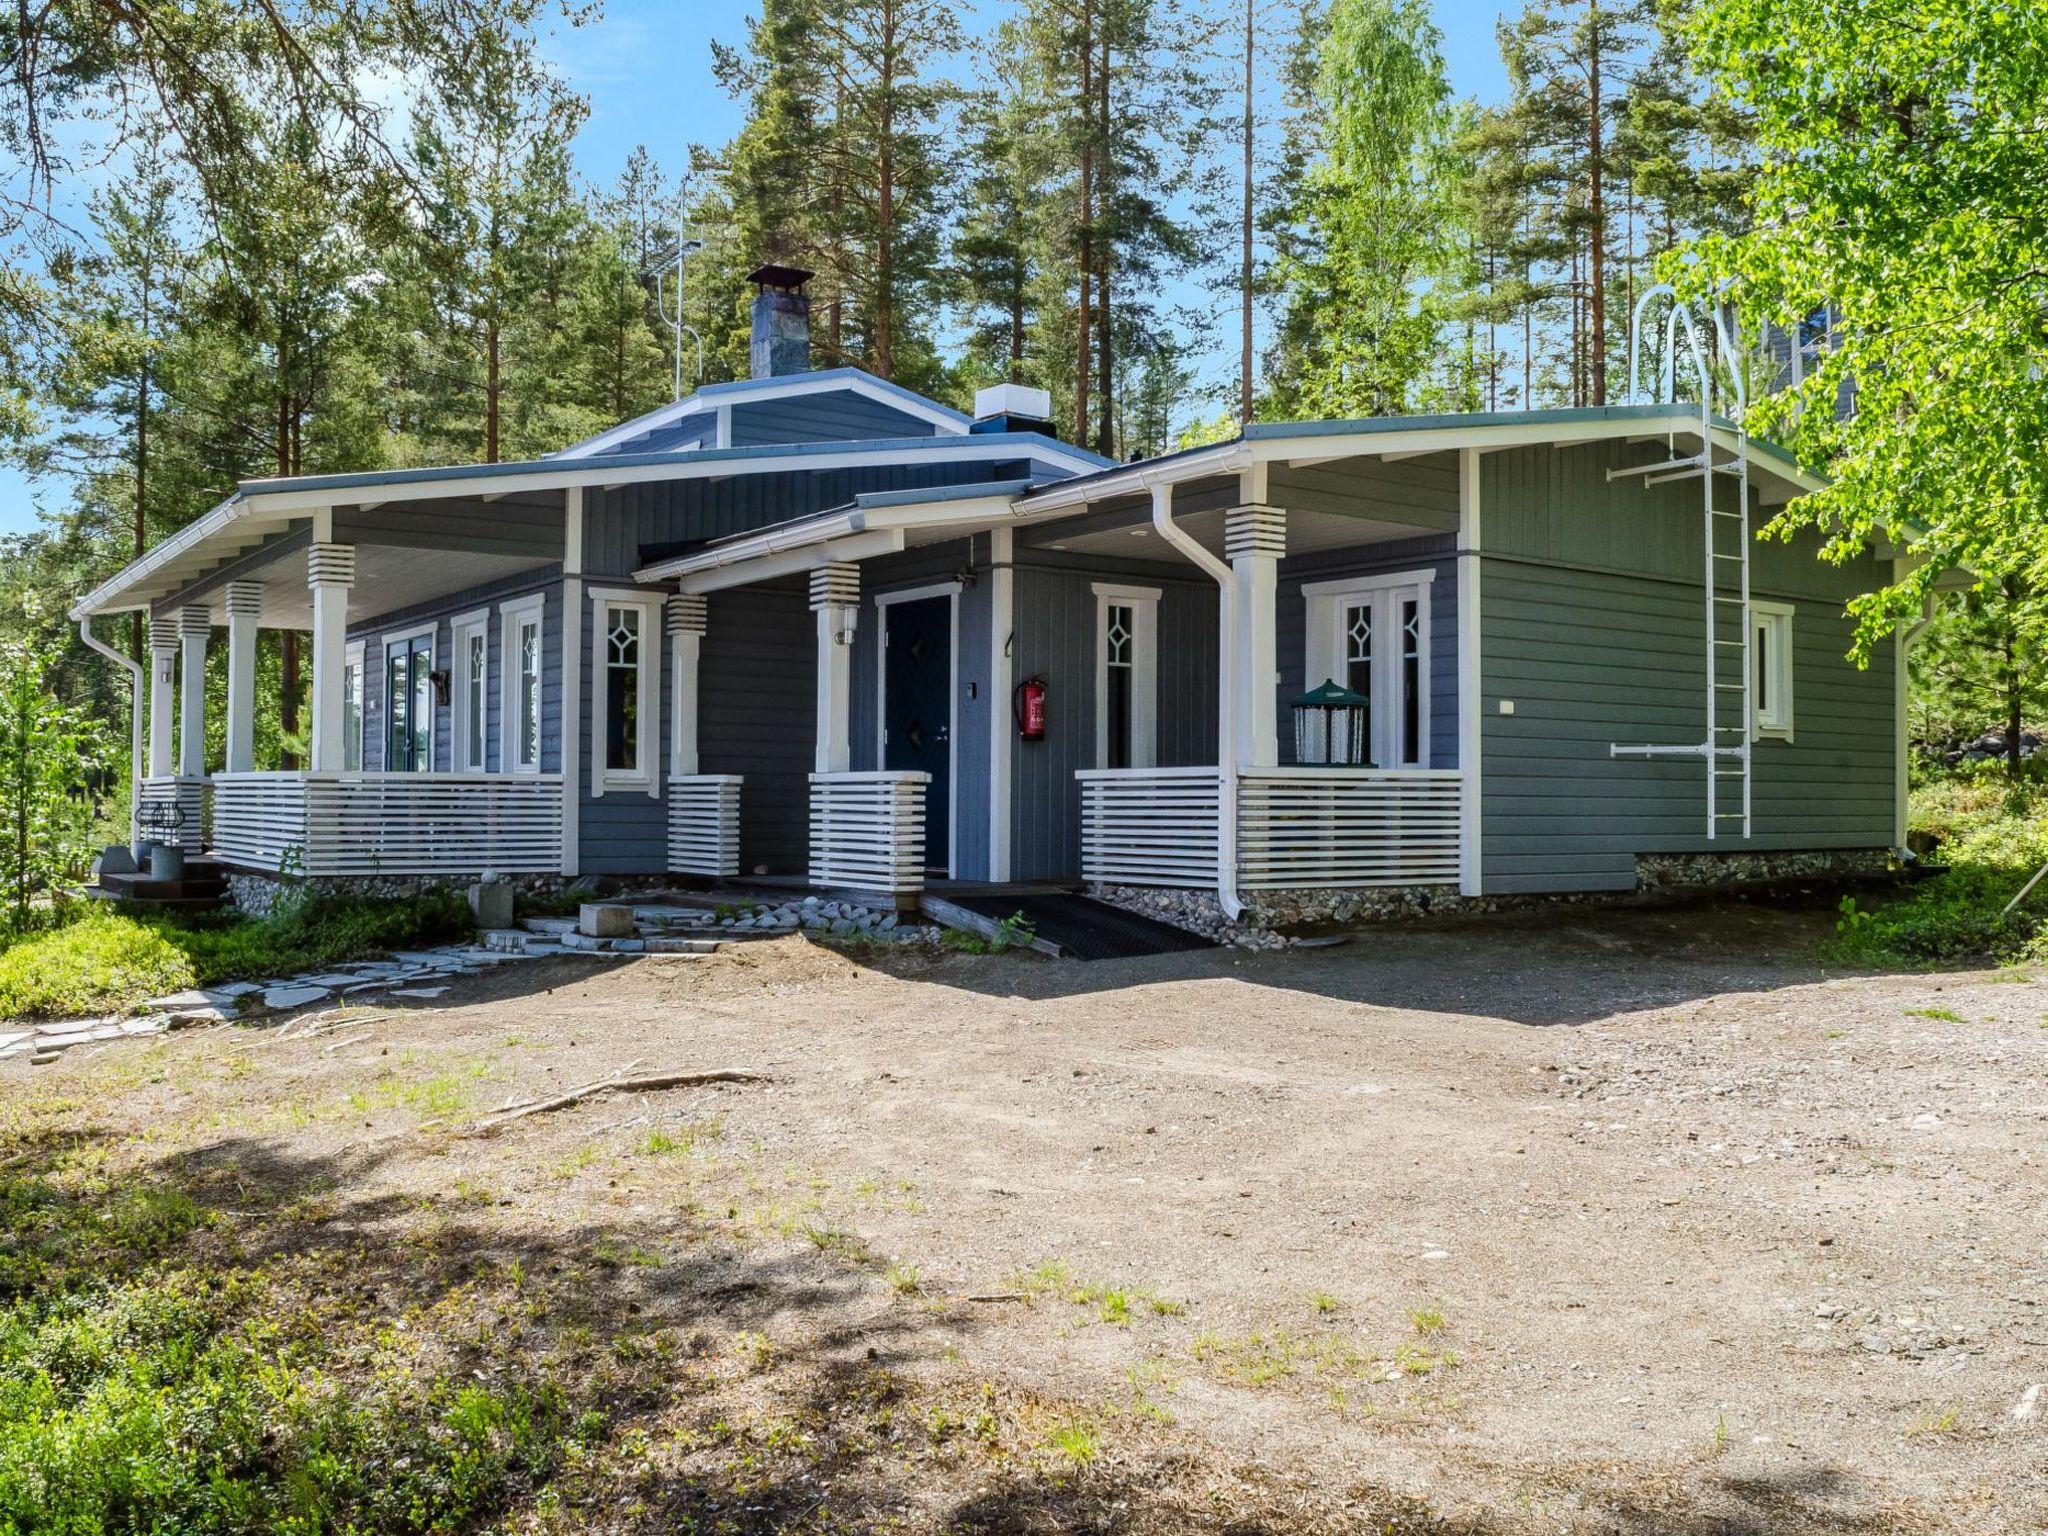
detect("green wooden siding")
(1478, 442), (1895, 893)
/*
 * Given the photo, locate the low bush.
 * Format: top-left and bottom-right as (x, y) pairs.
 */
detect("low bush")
(1833, 785), (2048, 967)
(0, 889), (474, 1021)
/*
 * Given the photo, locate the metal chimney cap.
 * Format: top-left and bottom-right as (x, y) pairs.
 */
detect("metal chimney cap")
(747, 262), (815, 292)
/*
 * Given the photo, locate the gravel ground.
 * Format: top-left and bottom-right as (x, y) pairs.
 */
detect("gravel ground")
(10, 896), (2045, 1532)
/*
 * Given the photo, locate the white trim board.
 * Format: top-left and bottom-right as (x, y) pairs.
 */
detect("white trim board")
(874, 582), (962, 878)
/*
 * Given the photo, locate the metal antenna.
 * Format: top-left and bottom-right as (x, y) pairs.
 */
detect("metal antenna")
(642, 178), (705, 401)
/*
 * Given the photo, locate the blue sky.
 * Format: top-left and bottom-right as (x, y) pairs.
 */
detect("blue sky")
(0, 0), (1513, 539)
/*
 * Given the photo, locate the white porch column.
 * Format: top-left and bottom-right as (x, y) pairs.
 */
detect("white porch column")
(1225, 504), (1286, 769)
(176, 606), (211, 778)
(809, 562), (859, 774)
(147, 630), (177, 779)
(667, 593), (707, 777)
(305, 542), (356, 773)
(223, 581), (264, 774)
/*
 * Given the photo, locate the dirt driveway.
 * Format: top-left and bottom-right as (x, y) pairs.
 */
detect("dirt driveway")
(10, 899), (2046, 1532)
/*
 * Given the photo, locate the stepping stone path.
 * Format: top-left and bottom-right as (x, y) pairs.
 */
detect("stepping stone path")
(3, 894), (941, 1066)
(0, 937), (581, 1066)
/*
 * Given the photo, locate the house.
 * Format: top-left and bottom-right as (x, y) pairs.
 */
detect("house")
(71, 267), (1904, 927)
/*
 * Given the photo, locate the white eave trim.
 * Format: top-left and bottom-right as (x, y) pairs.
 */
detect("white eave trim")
(70, 438), (1089, 620)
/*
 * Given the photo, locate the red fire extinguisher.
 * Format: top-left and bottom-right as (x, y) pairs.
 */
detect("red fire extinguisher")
(1015, 675), (1047, 741)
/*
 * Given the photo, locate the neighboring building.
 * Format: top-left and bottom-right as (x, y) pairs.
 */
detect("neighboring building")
(72, 267), (1905, 925)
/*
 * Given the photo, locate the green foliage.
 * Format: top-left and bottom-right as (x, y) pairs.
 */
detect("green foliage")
(0, 891), (473, 1021)
(1682, 0), (2048, 649)
(0, 910), (196, 1020)
(0, 633), (115, 925)
(1831, 786), (2048, 967)
(1267, 0), (1469, 417)
(0, 1162), (583, 1536)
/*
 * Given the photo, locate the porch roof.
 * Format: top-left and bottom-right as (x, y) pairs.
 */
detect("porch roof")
(632, 477), (1051, 592)
(68, 430), (1101, 623)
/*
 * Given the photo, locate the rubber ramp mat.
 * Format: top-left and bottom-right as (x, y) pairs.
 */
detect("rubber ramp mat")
(942, 892), (1215, 961)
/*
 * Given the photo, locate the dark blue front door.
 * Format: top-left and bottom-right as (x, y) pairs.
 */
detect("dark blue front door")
(883, 595), (951, 872)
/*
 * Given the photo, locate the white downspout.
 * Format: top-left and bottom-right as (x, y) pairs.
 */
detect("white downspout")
(78, 614), (146, 837)
(1148, 481), (1243, 921)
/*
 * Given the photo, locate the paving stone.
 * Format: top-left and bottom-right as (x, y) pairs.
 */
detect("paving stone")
(262, 984), (331, 1011)
(141, 989), (217, 1014)
(389, 986), (449, 999)
(211, 981), (263, 998)
(0, 1030), (30, 1050)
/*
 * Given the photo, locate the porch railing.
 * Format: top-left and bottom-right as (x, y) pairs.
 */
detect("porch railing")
(211, 772), (563, 876)
(1236, 768), (1461, 889)
(135, 775), (210, 854)
(1077, 766), (1463, 891)
(1077, 768), (1224, 888)
(808, 771), (928, 895)
(668, 774), (742, 877)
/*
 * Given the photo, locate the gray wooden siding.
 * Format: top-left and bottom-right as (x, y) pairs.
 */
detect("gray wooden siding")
(844, 539), (996, 880)
(352, 570), (561, 775)
(728, 394), (938, 447)
(580, 460), (1034, 579)
(1008, 552), (1219, 883)
(1478, 442), (1895, 893)
(1276, 534), (1460, 769)
(697, 580), (817, 877)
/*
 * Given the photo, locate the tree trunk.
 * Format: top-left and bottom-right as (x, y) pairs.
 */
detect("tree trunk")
(1094, 26), (1114, 458)
(2005, 577), (2025, 780)
(874, 11), (897, 380)
(1074, 5), (1094, 444)
(1587, 8), (1606, 407)
(1240, 0), (1255, 427)
(486, 318), (501, 463)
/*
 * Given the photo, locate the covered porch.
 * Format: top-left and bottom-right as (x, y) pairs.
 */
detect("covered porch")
(100, 483), (575, 880)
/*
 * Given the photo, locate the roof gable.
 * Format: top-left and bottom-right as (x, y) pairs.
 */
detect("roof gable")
(550, 368), (972, 461)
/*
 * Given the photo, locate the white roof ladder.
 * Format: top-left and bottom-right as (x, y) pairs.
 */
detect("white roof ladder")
(1606, 286), (1753, 841)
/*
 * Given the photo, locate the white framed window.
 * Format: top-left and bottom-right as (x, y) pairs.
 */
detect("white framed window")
(342, 640), (365, 772)
(1093, 582), (1159, 770)
(382, 622), (436, 773)
(1303, 568), (1435, 768)
(1752, 601), (1795, 741)
(451, 609), (489, 773)
(499, 594), (545, 774)
(590, 588), (662, 796)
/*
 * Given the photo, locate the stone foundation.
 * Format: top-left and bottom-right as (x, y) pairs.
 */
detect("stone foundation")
(225, 869), (584, 918)
(1094, 846), (1898, 948)
(1633, 847), (1896, 891)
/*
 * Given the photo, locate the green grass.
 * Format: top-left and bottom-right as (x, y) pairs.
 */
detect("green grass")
(1830, 783), (2048, 968)
(0, 890), (474, 1020)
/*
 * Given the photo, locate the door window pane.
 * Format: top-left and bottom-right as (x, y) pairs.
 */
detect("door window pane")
(1401, 597), (1422, 765)
(465, 630), (486, 770)
(1344, 603), (1375, 765)
(517, 619), (541, 770)
(385, 634), (432, 772)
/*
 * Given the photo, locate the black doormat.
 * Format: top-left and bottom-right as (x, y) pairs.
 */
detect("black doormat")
(941, 892), (1215, 961)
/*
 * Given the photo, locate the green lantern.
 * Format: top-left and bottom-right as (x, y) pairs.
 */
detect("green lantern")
(1292, 679), (1370, 765)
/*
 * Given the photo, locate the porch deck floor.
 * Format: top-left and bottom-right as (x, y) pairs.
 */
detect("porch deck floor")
(934, 891), (1214, 962)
